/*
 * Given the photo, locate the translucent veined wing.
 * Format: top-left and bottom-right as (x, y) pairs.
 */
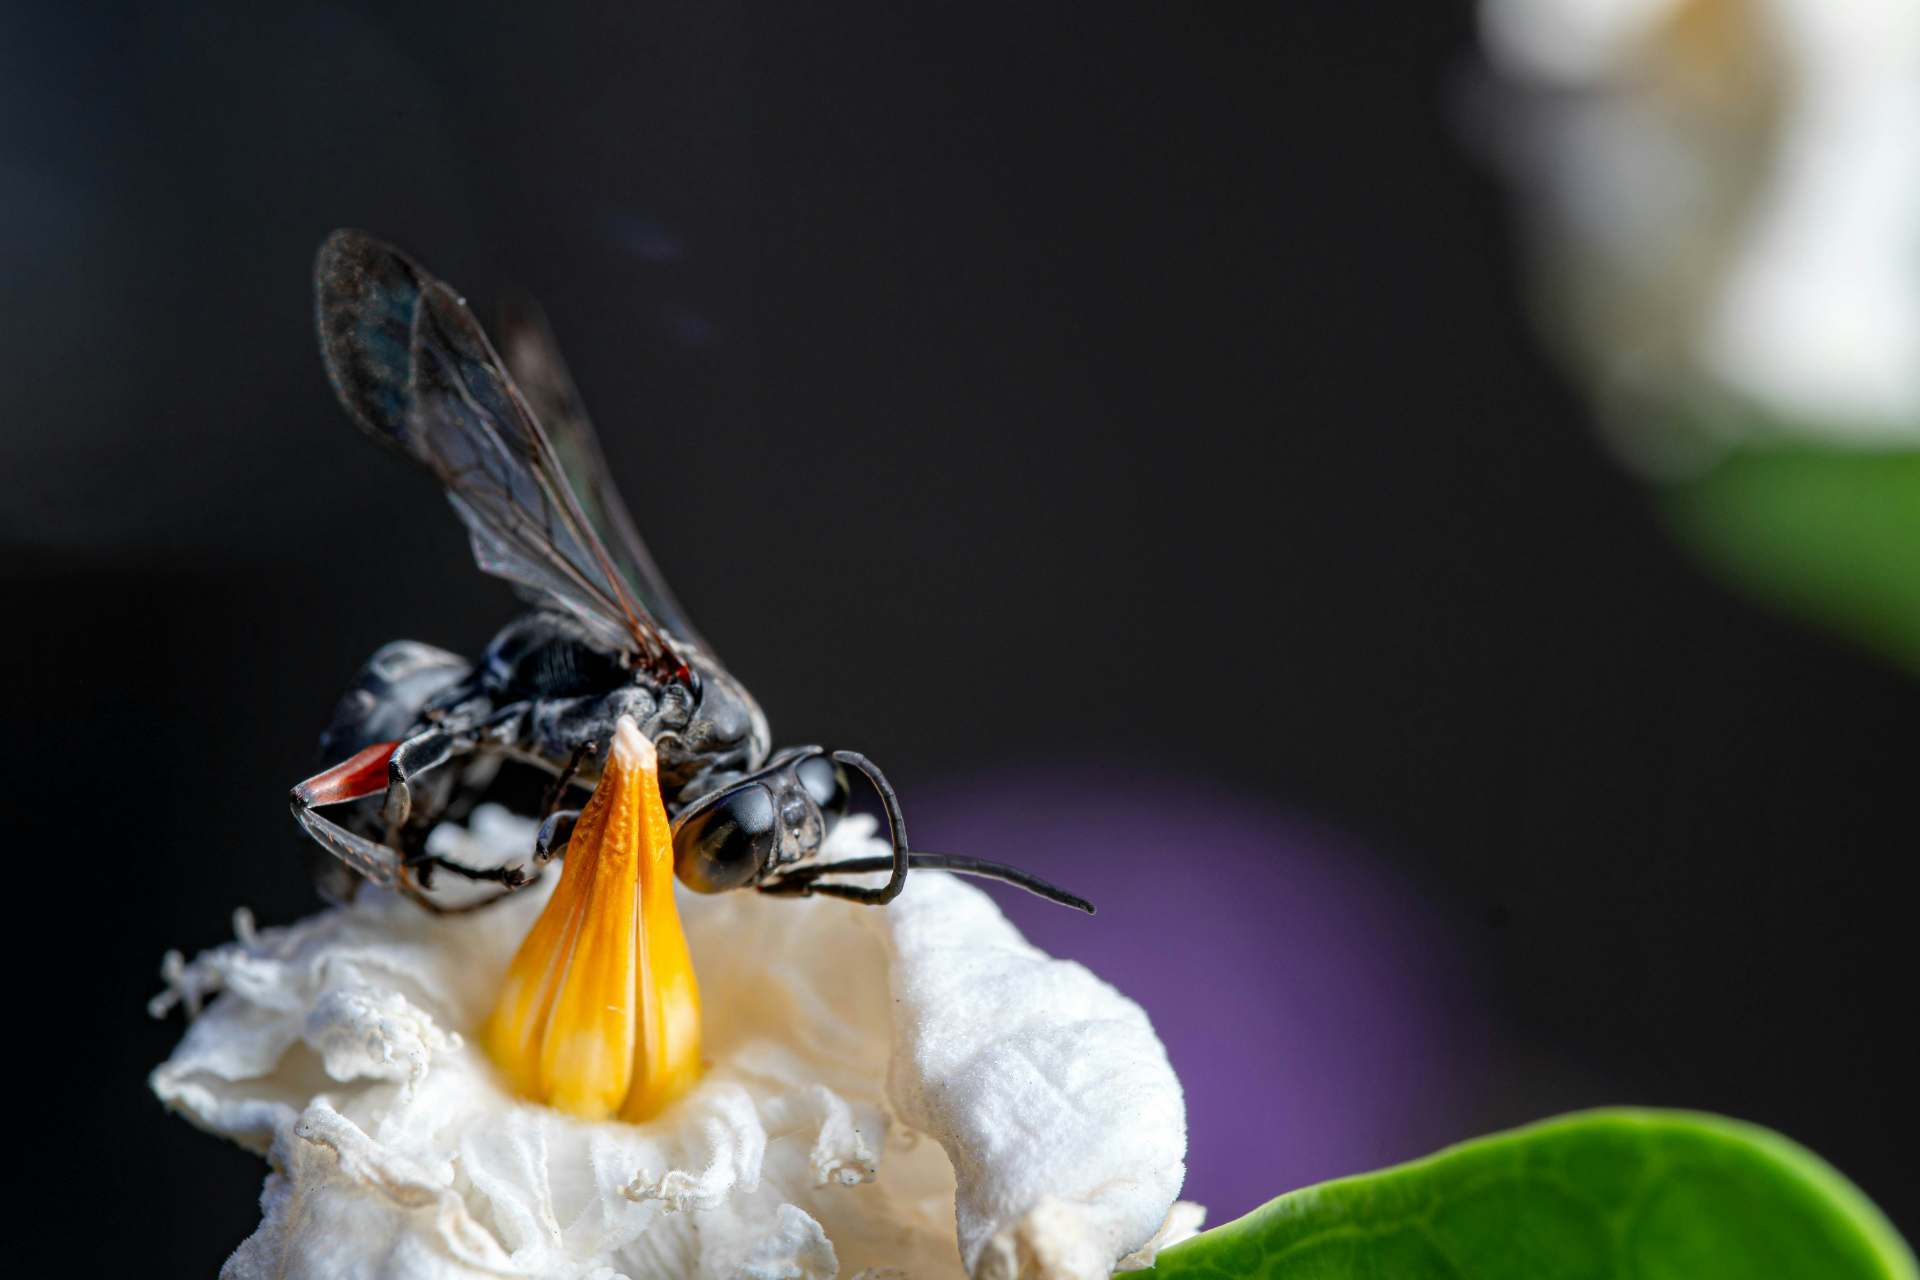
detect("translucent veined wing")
(495, 296), (710, 655)
(314, 230), (683, 678)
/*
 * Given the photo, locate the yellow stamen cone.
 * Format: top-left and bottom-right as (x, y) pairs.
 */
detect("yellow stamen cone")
(484, 716), (702, 1121)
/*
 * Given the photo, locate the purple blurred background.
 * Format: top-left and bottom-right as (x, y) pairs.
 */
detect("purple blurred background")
(916, 767), (1514, 1222)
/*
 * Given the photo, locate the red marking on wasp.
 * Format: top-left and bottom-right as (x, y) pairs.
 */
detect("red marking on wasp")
(293, 741), (400, 807)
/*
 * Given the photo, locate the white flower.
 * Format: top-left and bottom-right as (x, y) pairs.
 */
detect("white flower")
(1479, 0), (1920, 460)
(150, 808), (1196, 1279)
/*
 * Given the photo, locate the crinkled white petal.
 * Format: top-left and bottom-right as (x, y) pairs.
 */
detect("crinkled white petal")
(869, 867), (1191, 1279)
(152, 809), (1190, 1279)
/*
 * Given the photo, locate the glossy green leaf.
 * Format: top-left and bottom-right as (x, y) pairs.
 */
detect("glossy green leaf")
(1130, 1110), (1914, 1280)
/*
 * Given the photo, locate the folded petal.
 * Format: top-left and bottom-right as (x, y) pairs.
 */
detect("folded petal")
(151, 809), (1189, 1279)
(867, 872), (1188, 1279)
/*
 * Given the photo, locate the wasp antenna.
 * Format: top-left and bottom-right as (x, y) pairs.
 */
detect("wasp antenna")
(769, 851), (1095, 914)
(825, 750), (912, 906)
(906, 852), (1096, 915)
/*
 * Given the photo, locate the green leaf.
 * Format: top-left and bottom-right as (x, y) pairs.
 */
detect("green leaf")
(1663, 447), (1920, 673)
(1129, 1110), (1914, 1280)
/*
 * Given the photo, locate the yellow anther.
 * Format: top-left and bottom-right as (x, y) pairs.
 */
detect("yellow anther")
(484, 716), (702, 1122)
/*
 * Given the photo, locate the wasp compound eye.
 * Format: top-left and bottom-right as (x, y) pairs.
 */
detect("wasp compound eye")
(674, 783), (779, 893)
(794, 753), (850, 818)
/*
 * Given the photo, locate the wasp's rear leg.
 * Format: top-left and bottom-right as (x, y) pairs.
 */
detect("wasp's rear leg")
(294, 800), (500, 913)
(292, 742), (406, 890)
(290, 743), (456, 911)
(294, 734), (531, 906)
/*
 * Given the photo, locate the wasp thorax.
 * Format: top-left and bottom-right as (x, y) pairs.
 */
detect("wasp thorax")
(483, 716), (702, 1122)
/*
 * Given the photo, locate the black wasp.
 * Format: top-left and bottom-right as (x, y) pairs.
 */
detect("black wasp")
(291, 230), (1092, 917)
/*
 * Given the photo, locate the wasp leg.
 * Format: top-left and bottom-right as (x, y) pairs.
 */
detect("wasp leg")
(295, 737), (532, 908)
(541, 739), (596, 815)
(520, 740), (595, 869)
(292, 799), (511, 912)
(408, 887), (520, 915)
(401, 710), (565, 892)
(290, 747), (469, 911)
(382, 729), (464, 833)
(384, 728), (517, 886)
(417, 858), (536, 891)
(534, 809), (581, 865)
(292, 790), (401, 889)
(292, 742), (403, 886)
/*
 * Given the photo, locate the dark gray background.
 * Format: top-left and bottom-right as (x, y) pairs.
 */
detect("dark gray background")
(3, 3), (1911, 1271)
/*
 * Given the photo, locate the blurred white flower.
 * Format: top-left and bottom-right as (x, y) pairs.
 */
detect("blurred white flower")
(1479, 0), (1920, 463)
(151, 809), (1196, 1280)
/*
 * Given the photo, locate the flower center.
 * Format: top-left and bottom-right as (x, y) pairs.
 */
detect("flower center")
(483, 717), (702, 1121)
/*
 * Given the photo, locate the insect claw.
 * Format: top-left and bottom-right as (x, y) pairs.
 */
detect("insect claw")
(383, 782), (411, 833)
(535, 809), (581, 864)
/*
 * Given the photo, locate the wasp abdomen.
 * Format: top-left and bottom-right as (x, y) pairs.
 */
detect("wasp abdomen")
(318, 640), (472, 765)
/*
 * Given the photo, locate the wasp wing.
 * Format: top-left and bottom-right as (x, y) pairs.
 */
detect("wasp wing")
(314, 230), (681, 675)
(496, 297), (710, 654)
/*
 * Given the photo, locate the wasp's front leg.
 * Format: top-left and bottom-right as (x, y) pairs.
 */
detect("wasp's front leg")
(534, 809), (581, 866)
(522, 737), (594, 869)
